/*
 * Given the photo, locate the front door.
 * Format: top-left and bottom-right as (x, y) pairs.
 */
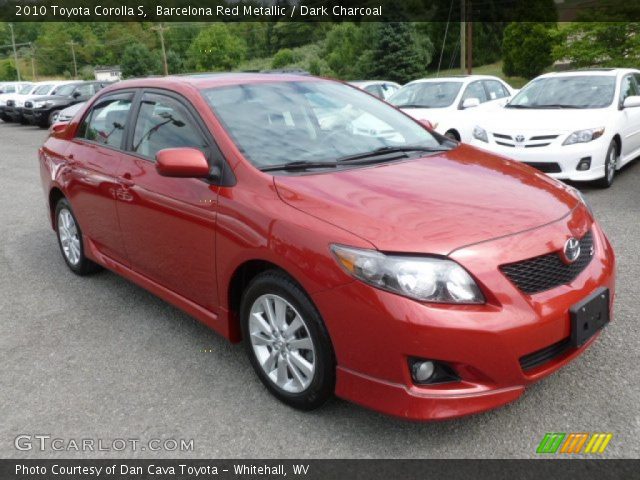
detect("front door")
(115, 91), (219, 311)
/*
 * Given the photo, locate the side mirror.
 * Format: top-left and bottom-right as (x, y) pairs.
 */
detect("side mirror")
(156, 148), (211, 178)
(623, 96), (640, 108)
(461, 97), (480, 109)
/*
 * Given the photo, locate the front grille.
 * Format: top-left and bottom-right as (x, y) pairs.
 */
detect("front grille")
(491, 133), (559, 148)
(523, 161), (562, 173)
(519, 338), (571, 371)
(500, 231), (594, 294)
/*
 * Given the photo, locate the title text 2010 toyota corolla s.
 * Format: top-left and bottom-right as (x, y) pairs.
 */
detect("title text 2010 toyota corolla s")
(39, 74), (615, 420)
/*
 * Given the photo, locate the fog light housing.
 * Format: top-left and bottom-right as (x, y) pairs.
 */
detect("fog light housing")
(577, 157), (591, 171)
(409, 358), (459, 385)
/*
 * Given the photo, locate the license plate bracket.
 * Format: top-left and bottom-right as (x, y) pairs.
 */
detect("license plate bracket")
(570, 287), (610, 348)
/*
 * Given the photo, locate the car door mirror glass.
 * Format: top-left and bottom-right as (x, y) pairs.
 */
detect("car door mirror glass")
(155, 148), (211, 178)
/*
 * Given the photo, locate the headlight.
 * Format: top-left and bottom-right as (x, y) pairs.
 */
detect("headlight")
(563, 127), (604, 146)
(0, 100), (6, 106)
(472, 125), (488, 143)
(331, 245), (485, 304)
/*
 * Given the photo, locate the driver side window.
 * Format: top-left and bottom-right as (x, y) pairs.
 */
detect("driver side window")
(461, 81), (488, 104)
(131, 94), (208, 161)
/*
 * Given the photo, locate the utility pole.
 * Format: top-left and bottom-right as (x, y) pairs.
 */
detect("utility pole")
(67, 41), (78, 79)
(466, 9), (473, 74)
(29, 43), (37, 80)
(153, 23), (169, 76)
(460, 0), (465, 74)
(8, 23), (21, 81)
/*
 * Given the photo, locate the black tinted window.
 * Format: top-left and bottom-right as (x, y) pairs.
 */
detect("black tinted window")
(77, 95), (132, 148)
(132, 94), (207, 160)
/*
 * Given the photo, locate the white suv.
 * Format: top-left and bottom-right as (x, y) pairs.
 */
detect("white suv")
(388, 75), (515, 141)
(470, 69), (640, 188)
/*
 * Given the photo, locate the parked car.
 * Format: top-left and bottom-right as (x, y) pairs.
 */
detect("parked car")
(50, 101), (85, 126)
(3, 81), (74, 124)
(23, 81), (109, 128)
(40, 74), (615, 420)
(0, 82), (34, 121)
(349, 80), (401, 100)
(389, 75), (515, 141)
(470, 69), (640, 188)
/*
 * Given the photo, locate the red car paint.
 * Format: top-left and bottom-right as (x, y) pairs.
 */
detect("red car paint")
(39, 75), (615, 420)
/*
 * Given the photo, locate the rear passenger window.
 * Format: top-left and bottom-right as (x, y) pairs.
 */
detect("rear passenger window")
(77, 95), (132, 149)
(131, 94), (207, 160)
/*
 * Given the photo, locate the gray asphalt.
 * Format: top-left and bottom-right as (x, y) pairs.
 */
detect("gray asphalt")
(1, 123), (638, 459)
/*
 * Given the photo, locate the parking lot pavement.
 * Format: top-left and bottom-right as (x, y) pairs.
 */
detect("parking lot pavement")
(0, 122), (638, 459)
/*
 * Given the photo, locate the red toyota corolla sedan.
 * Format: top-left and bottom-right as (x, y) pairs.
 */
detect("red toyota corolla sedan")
(39, 74), (615, 420)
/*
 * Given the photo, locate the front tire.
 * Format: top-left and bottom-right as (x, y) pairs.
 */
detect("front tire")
(55, 198), (102, 275)
(595, 140), (618, 188)
(240, 270), (335, 410)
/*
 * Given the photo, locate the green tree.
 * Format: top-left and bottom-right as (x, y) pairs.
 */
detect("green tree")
(121, 44), (162, 78)
(322, 23), (366, 79)
(187, 24), (247, 72)
(271, 48), (297, 69)
(552, 23), (640, 68)
(502, 23), (556, 79)
(364, 23), (429, 84)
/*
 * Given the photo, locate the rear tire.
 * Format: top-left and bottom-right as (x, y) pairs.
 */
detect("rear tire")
(594, 140), (618, 189)
(54, 198), (102, 276)
(240, 270), (335, 411)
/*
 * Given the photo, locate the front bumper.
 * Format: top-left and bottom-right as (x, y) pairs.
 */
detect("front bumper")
(469, 137), (610, 182)
(312, 209), (615, 420)
(22, 107), (51, 125)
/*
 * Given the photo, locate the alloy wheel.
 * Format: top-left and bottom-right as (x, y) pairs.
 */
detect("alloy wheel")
(58, 208), (81, 266)
(248, 294), (316, 393)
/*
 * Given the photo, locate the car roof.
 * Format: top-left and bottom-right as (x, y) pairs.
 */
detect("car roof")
(108, 73), (324, 92)
(350, 80), (400, 87)
(404, 75), (505, 86)
(538, 68), (640, 78)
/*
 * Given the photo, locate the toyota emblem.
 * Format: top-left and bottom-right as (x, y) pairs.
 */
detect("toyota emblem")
(515, 134), (525, 143)
(563, 237), (581, 264)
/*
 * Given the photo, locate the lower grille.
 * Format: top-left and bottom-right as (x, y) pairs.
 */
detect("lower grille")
(523, 162), (562, 173)
(500, 230), (594, 294)
(519, 338), (571, 371)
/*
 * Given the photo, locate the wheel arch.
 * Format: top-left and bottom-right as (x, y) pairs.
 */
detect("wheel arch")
(48, 187), (66, 229)
(225, 258), (311, 342)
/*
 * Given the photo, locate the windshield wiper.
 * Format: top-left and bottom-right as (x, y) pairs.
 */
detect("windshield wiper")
(336, 145), (450, 164)
(535, 104), (583, 109)
(505, 104), (532, 109)
(260, 161), (338, 172)
(260, 146), (450, 172)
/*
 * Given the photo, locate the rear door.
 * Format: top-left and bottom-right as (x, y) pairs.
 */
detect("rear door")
(65, 92), (134, 264)
(115, 90), (219, 311)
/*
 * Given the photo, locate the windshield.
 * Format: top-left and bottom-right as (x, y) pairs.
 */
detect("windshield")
(19, 85), (33, 94)
(34, 84), (54, 95)
(202, 81), (447, 169)
(508, 76), (616, 108)
(389, 81), (462, 108)
(55, 84), (79, 96)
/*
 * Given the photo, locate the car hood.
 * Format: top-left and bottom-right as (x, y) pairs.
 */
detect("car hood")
(475, 107), (611, 134)
(29, 95), (67, 102)
(274, 144), (579, 254)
